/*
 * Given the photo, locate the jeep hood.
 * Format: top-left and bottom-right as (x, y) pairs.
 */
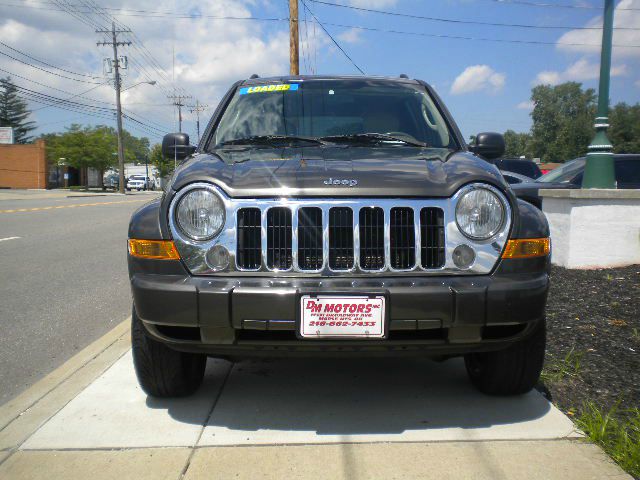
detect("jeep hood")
(170, 146), (507, 198)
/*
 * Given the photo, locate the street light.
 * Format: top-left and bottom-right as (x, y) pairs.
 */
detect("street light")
(121, 80), (157, 92)
(582, 0), (616, 189)
(115, 79), (156, 194)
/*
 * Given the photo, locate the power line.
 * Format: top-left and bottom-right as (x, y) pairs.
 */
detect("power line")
(312, 20), (640, 48)
(301, 0), (365, 74)
(0, 49), (104, 84)
(0, 41), (103, 78)
(1, 0), (292, 19)
(487, 0), (640, 11)
(308, 0), (639, 30)
(31, 82), (108, 112)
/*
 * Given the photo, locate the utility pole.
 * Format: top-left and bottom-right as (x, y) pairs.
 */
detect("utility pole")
(289, 0), (299, 75)
(189, 100), (208, 144)
(168, 93), (192, 132)
(97, 22), (131, 195)
(582, 0), (616, 189)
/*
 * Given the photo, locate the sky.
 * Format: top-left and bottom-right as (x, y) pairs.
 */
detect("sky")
(0, 0), (638, 145)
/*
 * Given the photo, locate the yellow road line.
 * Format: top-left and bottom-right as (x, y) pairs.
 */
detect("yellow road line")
(0, 199), (147, 214)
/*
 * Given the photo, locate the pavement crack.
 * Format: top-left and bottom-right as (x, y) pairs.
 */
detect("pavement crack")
(177, 361), (234, 480)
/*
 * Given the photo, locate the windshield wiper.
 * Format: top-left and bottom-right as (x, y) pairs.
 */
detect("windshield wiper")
(320, 133), (428, 147)
(219, 135), (328, 147)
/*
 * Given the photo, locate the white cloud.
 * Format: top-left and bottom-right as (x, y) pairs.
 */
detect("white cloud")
(337, 28), (362, 44)
(556, 0), (640, 59)
(517, 100), (534, 110)
(0, 0), (291, 139)
(533, 57), (628, 85)
(450, 65), (505, 95)
(635, 79), (640, 88)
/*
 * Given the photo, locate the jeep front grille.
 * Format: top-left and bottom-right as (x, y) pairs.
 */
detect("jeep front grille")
(236, 204), (445, 273)
(236, 208), (261, 270)
(420, 207), (445, 269)
(298, 207), (323, 270)
(360, 207), (385, 270)
(390, 207), (416, 269)
(329, 207), (354, 270)
(266, 207), (292, 270)
(169, 183), (514, 277)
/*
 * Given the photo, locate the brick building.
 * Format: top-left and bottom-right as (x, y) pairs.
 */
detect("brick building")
(0, 139), (48, 189)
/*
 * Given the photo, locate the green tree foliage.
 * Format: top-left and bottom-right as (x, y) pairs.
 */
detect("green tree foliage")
(504, 82), (640, 163)
(528, 82), (596, 162)
(503, 129), (532, 158)
(149, 143), (174, 178)
(608, 102), (640, 154)
(45, 124), (149, 172)
(0, 76), (36, 143)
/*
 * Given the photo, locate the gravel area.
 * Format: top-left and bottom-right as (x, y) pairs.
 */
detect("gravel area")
(543, 265), (640, 416)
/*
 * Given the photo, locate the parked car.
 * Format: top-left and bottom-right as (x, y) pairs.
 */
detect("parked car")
(128, 75), (550, 398)
(511, 154), (640, 208)
(126, 175), (154, 191)
(489, 157), (542, 179)
(103, 173), (119, 190)
(501, 171), (535, 185)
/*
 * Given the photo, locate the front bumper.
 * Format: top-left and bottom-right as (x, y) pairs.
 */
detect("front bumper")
(130, 258), (549, 357)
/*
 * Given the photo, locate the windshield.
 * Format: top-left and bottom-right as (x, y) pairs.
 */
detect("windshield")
(538, 158), (585, 183)
(211, 80), (456, 149)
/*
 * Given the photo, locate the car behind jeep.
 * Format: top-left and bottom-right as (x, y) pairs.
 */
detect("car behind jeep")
(128, 76), (551, 398)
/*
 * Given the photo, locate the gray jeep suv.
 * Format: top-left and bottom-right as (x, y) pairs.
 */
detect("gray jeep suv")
(128, 76), (550, 398)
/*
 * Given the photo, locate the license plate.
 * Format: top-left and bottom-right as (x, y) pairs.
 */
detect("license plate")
(299, 295), (386, 339)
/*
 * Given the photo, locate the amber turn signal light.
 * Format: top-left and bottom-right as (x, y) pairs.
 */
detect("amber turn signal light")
(502, 238), (550, 259)
(128, 239), (180, 260)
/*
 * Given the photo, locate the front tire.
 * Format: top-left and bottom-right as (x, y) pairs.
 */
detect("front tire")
(464, 319), (546, 396)
(131, 306), (206, 398)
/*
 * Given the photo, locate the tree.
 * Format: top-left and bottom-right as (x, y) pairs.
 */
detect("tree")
(149, 143), (174, 179)
(503, 129), (532, 158)
(44, 125), (150, 187)
(0, 77), (36, 143)
(608, 102), (640, 154)
(528, 82), (596, 162)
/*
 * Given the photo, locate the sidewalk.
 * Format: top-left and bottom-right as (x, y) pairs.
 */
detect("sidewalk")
(0, 189), (159, 201)
(0, 319), (631, 480)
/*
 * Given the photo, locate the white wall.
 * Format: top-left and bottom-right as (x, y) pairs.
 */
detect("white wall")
(542, 193), (640, 269)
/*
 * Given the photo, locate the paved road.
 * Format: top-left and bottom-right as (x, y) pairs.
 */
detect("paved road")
(0, 191), (160, 404)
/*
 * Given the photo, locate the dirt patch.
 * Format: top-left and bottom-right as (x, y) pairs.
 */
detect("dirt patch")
(543, 265), (640, 416)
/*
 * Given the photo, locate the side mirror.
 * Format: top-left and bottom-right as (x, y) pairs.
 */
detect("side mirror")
(469, 132), (505, 160)
(162, 133), (196, 161)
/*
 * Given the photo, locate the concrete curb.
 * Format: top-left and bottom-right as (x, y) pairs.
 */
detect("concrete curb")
(0, 319), (131, 455)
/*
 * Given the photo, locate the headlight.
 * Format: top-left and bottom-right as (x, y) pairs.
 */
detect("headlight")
(455, 186), (506, 240)
(175, 188), (225, 241)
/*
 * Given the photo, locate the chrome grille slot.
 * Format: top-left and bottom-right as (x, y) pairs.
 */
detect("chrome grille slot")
(390, 207), (415, 269)
(298, 207), (323, 270)
(359, 207), (385, 270)
(236, 208), (262, 270)
(328, 207), (354, 270)
(420, 207), (445, 269)
(266, 207), (292, 270)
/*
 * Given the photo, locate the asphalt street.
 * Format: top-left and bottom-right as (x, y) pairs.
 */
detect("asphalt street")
(0, 191), (160, 404)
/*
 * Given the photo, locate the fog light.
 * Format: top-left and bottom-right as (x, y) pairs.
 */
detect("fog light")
(453, 244), (475, 269)
(206, 245), (229, 271)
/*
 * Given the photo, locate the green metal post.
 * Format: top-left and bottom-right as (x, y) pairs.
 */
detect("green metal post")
(582, 0), (616, 188)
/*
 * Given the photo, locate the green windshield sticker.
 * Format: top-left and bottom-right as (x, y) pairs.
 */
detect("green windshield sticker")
(239, 84), (299, 95)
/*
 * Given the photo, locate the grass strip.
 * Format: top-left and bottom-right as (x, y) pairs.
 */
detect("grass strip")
(576, 402), (639, 478)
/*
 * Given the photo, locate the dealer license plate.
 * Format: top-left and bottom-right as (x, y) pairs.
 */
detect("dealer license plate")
(299, 295), (386, 339)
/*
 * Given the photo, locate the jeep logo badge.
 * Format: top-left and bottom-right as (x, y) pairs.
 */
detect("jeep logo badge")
(324, 178), (358, 187)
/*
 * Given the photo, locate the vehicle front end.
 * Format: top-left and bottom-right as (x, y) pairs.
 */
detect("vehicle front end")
(128, 76), (551, 398)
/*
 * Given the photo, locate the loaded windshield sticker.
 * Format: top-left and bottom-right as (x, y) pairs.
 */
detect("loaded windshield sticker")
(238, 84), (299, 95)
